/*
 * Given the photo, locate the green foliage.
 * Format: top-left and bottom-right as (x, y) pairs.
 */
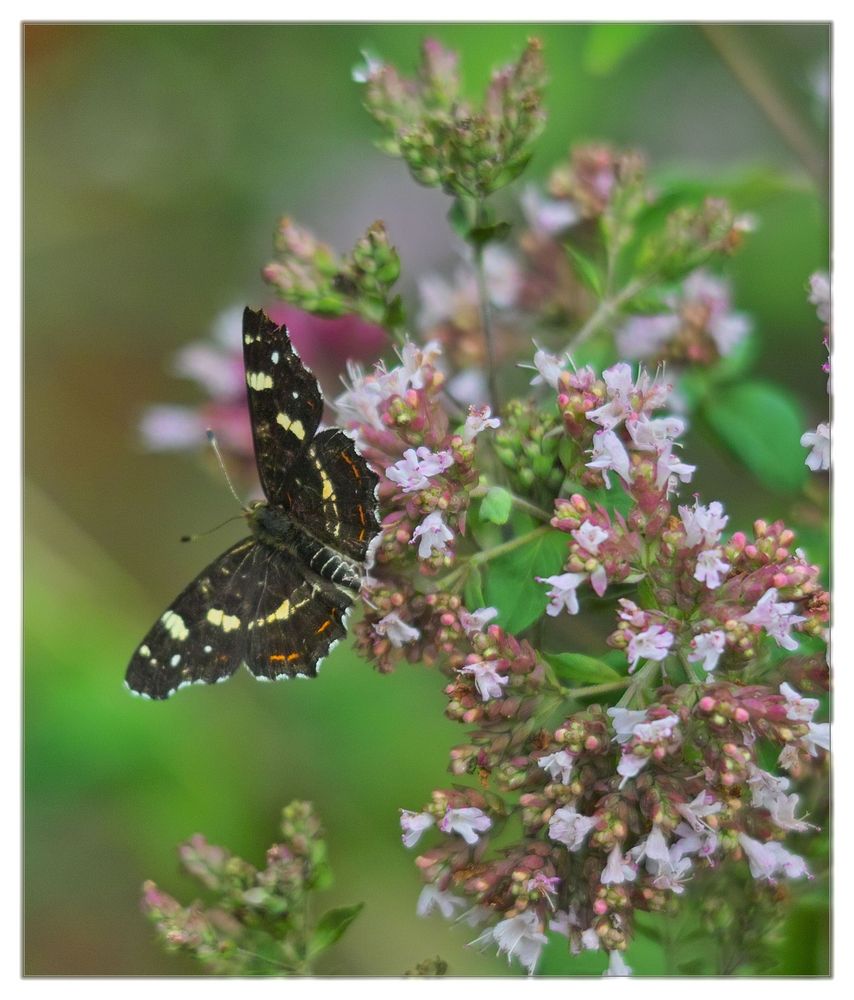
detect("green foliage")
(543, 651), (623, 686)
(484, 525), (568, 633)
(479, 486), (513, 525)
(703, 382), (808, 494)
(582, 23), (660, 75)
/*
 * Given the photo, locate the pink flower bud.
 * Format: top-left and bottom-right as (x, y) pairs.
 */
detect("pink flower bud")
(698, 696), (716, 712)
(593, 898), (609, 915)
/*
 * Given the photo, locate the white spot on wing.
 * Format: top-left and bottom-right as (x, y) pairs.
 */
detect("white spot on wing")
(206, 608), (241, 632)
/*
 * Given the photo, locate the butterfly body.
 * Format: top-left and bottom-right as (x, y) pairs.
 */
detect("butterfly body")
(125, 307), (379, 700)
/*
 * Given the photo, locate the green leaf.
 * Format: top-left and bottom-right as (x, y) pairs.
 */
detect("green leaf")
(468, 220), (512, 247)
(484, 529), (568, 634)
(544, 652), (622, 686)
(583, 24), (659, 75)
(307, 903), (365, 959)
(703, 381), (808, 494)
(566, 245), (604, 297)
(480, 487), (513, 525)
(463, 565), (485, 611)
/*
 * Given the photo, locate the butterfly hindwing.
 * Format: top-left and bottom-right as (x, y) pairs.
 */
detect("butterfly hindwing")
(286, 428), (381, 563)
(242, 306), (323, 504)
(243, 556), (354, 681)
(125, 538), (262, 700)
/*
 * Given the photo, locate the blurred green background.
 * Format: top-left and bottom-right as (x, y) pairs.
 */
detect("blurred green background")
(24, 23), (829, 975)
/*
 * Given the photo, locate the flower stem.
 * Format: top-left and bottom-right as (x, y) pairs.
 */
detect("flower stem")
(562, 678), (632, 699)
(567, 277), (646, 352)
(469, 484), (553, 523)
(615, 657), (663, 708)
(472, 202), (501, 412)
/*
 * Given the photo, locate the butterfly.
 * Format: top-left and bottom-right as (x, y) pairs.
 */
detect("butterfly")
(125, 307), (380, 699)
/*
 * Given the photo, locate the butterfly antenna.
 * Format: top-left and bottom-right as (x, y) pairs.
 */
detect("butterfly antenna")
(181, 513), (245, 543)
(205, 429), (245, 508)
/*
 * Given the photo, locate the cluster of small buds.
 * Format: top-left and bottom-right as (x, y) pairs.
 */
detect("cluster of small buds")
(547, 144), (647, 222)
(616, 269), (752, 365)
(263, 219), (401, 328)
(360, 38), (547, 200)
(141, 801), (362, 975)
(637, 197), (751, 283)
(493, 397), (564, 499)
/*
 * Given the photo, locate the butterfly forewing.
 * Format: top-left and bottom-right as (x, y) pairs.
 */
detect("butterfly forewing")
(242, 307), (323, 505)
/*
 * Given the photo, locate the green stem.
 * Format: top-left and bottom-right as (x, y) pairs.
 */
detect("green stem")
(471, 201), (501, 412)
(567, 278), (647, 353)
(701, 24), (826, 189)
(616, 657), (663, 708)
(562, 678), (631, 699)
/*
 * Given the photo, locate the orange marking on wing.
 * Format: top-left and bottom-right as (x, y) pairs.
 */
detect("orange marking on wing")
(286, 652), (300, 662)
(269, 654), (286, 663)
(340, 450), (362, 479)
(315, 620), (332, 635)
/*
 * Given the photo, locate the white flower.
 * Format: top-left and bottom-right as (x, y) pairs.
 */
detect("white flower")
(655, 440), (696, 491)
(779, 682), (820, 722)
(747, 765), (813, 833)
(525, 345), (568, 389)
(351, 48), (384, 83)
(459, 659), (509, 701)
(801, 423), (830, 471)
(462, 404), (500, 442)
(686, 629), (726, 673)
(627, 625), (674, 672)
(548, 806), (596, 851)
(537, 750), (576, 785)
(617, 598), (646, 627)
(605, 950), (633, 976)
(587, 429), (632, 487)
(631, 825), (672, 868)
(571, 520), (609, 554)
(521, 184), (580, 235)
(411, 511), (454, 559)
(607, 706), (649, 743)
(738, 833), (810, 882)
(458, 606), (499, 636)
(675, 791), (722, 833)
(682, 270), (752, 357)
(398, 339), (443, 390)
(616, 715), (680, 783)
(694, 548), (731, 589)
(742, 588), (805, 651)
(416, 885), (466, 919)
(472, 909), (548, 975)
(626, 413), (686, 452)
(805, 721), (830, 756)
(601, 843), (637, 885)
(808, 272), (831, 324)
(387, 447), (453, 493)
(439, 807), (491, 845)
(400, 810), (434, 848)
(678, 499), (728, 547)
(373, 612), (420, 648)
(581, 927), (601, 951)
(333, 361), (388, 431)
(537, 572), (587, 617)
